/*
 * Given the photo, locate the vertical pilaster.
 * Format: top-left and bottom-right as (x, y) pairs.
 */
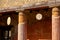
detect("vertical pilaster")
(18, 11), (26, 40)
(52, 7), (60, 40)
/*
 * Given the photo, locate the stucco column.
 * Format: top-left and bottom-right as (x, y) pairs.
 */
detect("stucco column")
(18, 11), (26, 40)
(52, 7), (60, 40)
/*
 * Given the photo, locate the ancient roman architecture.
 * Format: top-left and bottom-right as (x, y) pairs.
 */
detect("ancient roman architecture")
(0, 0), (60, 40)
(52, 7), (60, 40)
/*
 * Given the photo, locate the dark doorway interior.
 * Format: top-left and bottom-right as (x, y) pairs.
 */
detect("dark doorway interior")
(0, 11), (18, 40)
(0, 25), (13, 40)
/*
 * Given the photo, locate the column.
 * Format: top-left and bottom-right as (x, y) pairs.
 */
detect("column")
(52, 7), (60, 40)
(18, 11), (27, 40)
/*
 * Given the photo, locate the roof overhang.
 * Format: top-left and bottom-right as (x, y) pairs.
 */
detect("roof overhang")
(0, 0), (60, 12)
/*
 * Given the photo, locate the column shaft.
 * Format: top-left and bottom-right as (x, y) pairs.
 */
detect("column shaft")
(52, 7), (60, 40)
(18, 12), (26, 40)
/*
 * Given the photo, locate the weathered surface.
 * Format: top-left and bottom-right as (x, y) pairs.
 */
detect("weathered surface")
(0, 0), (60, 12)
(18, 12), (27, 40)
(52, 7), (60, 40)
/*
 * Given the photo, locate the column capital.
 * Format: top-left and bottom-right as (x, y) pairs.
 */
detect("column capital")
(18, 11), (26, 24)
(52, 7), (60, 17)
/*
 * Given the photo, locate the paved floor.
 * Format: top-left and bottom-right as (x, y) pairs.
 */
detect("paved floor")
(27, 39), (51, 40)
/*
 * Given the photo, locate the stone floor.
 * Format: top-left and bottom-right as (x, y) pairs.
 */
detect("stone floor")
(27, 39), (51, 40)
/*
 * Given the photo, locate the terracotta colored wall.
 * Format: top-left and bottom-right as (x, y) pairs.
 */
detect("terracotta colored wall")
(26, 8), (52, 40)
(27, 18), (52, 40)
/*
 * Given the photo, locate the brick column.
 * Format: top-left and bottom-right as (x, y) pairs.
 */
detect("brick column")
(18, 12), (27, 40)
(52, 7), (60, 40)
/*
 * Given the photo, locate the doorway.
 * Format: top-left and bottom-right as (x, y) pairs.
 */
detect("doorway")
(0, 11), (18, 40)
